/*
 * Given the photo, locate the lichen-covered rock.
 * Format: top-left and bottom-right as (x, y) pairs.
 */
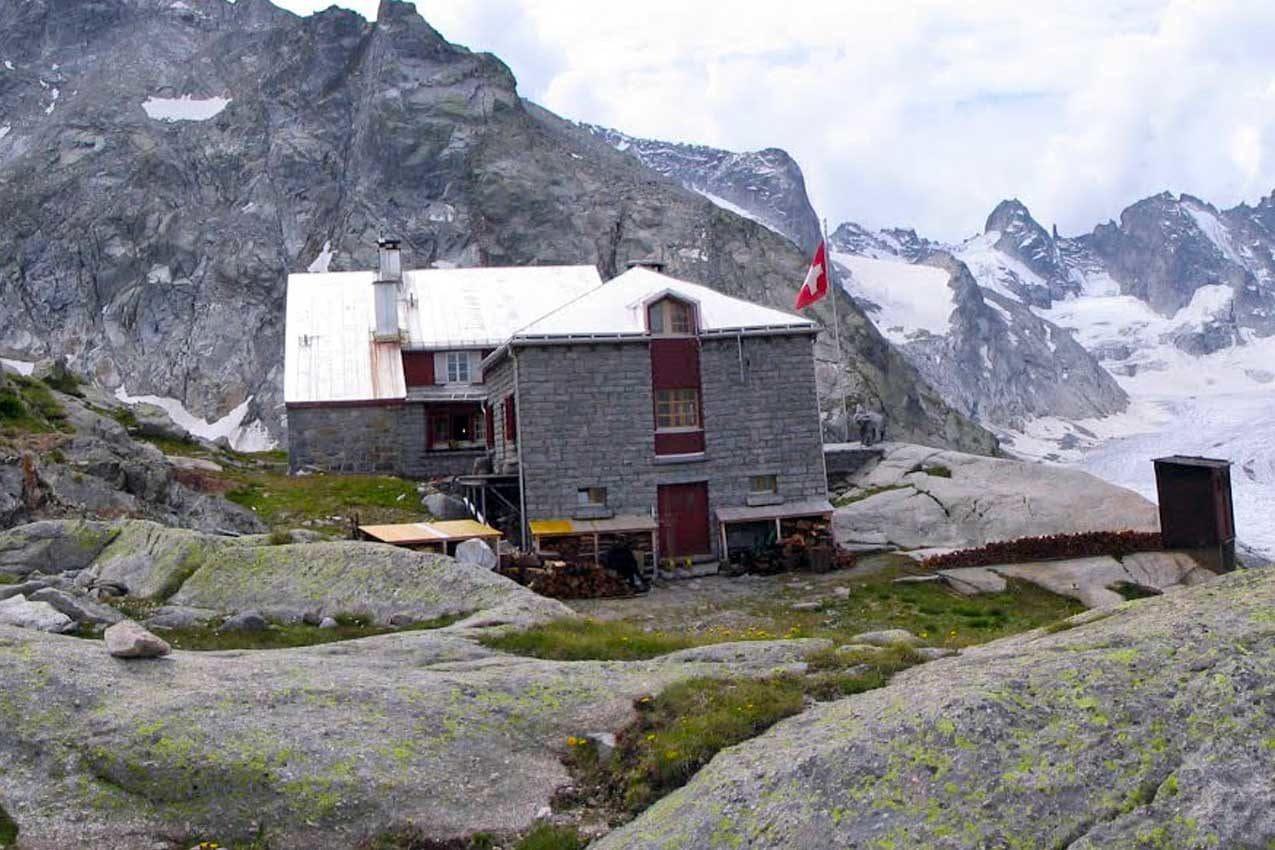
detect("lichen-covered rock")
(834, 442), (1159, 550)
(0, 520), (119, 579)
(29, 587), (123, 627)
(847, 629), (922, 648)
(103, 620), (171, 658)
(87, 521), (244, 600)
(170, 540), (573, 627)
(596, 569), (1275, 850)
(0, 619), (829, 849)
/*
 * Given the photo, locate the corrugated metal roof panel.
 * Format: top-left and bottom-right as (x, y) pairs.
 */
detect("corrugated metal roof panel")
(403, 265), (604, 349)
(285, 271), (406, 405)
(513, 266), (815, 339)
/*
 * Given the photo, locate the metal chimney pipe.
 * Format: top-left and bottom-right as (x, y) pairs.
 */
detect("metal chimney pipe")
(374, 238), (402, 339)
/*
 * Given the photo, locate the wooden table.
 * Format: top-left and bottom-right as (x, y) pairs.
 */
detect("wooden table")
(359, 519), (503, 556)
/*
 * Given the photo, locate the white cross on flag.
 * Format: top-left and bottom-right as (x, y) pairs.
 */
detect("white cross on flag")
(794, 239), (829, 310)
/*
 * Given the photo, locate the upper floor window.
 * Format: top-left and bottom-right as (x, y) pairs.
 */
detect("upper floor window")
(445, 351), (473, 383)
(646, 297), (695, 336)
(655, 388), (700, 430)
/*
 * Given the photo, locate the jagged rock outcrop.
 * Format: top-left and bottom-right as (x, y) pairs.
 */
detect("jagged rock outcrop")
(597, 567), (1275, 849)
(905, 253), (1127, 428)
(580, 123), (822, 252)
(0, 0), (994, 455)
(0, 382), (263, 533)
(830, 222), (935, 262)
(984, 198), (1078, 305)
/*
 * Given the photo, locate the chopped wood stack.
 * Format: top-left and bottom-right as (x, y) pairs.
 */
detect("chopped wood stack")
(726, 514), (855, 575)
(497, 546), (636, 599)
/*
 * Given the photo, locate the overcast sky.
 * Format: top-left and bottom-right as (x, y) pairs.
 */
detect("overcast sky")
(272, 0), (1275, 242)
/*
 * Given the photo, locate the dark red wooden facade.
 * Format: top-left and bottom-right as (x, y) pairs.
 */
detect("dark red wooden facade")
(650, 337), (705, 456)
(402, 352), (435, 387)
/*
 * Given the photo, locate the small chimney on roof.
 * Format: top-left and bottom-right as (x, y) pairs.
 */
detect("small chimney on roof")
(374, 238), (402, 340)
(626, 258), (665, 273)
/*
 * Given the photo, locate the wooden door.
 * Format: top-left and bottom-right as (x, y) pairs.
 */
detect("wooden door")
(658, 482), (711, 558)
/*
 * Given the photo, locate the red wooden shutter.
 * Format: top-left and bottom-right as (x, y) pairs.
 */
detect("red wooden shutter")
(402, 352), (435, 387)
(485, 404), (494, 448)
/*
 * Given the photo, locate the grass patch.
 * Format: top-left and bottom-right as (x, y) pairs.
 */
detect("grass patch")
(0, 574), (16, 585)
(832, 483), (909, 507)
(41, 370), (82, 396)
(565, 645), (924, 817)
(921, 464), (952, 478)
(496, 573), (1084, 664)
(0, 800), (16, 847)
(359, 824), (581, 850)
(480, 618), (700, 661)
(225, 470), (424, 531)
(0, 375), (70, 438)
(136, 433), (205, 457)
(134, 613), (467, 652)
(514, 824), (584, 850)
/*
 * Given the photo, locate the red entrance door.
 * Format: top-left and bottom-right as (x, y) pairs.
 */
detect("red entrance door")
(658, 482), (711, 558)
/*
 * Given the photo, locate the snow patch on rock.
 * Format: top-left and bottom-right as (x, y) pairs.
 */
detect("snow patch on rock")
(113, 387), (275, 451)
(306, 240), (333, 273)
(832, 252), (954, 342)
(142, 95), (231, 122)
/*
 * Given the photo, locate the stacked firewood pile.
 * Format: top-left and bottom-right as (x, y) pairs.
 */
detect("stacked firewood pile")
(497, 538), (645, 599)
(728, 516), (856, 576)
(921, 530), (1164, 570)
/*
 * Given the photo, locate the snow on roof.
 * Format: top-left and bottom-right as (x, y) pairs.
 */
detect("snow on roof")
(402, 265), (603, 348)
(513, 266), (814, 339)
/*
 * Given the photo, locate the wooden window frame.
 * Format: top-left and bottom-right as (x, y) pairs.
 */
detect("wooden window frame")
(646, 297), (697, 336)
(576, 486), (607, 507)
(654, 388), (701, 431)
(445, 351), (472, 384)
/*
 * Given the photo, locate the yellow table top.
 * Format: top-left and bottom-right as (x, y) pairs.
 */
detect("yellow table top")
(360, 519), (503, 545)
(530, 515), (659, 537)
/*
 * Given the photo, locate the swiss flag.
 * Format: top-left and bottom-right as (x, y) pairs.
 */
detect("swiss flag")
(795, 239), (829, 310)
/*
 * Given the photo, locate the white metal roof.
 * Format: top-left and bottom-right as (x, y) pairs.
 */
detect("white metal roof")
(285, 265), (602, 404)
(513, 267), (815, 340)
(285, 271), (407, 405)
(402, 265), (604, 348)
(285, 264), (811, 405)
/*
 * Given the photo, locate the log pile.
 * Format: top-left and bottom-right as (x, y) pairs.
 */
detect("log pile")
(497, 545), (637, 599)
(726, 515), (856, 575)
(920, 530), (1164, 570)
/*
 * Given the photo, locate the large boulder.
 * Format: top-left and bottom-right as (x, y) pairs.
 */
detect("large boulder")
(833, 442), (1159, 550)
(170, 540), (570, 626)
(103, 620), (171, 658)
(85, 521), (245, 600)
(0, 520), (120, 579)
(596, 569), (1275, 850)
(0, 595), (74, 633)
(0, 622), (819, 849)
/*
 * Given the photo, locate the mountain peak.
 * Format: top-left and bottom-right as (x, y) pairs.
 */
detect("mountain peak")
(984, 198), (1037, 235)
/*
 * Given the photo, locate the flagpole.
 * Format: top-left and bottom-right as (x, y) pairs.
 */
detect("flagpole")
(822, 218), (849, 441)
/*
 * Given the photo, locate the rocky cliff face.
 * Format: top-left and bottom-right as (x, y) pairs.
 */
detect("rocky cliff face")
(581, 123), (823, 252)
(0, 0), (995, 456)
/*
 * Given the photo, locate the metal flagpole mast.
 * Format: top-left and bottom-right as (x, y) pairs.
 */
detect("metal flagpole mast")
(822, 218), (849, 439)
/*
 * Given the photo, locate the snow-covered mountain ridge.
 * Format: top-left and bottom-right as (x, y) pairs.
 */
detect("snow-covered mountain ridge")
(835, 194), (1275, 556)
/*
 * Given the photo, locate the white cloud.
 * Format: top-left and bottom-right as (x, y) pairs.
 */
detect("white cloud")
(272, 0), (1275, 241)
